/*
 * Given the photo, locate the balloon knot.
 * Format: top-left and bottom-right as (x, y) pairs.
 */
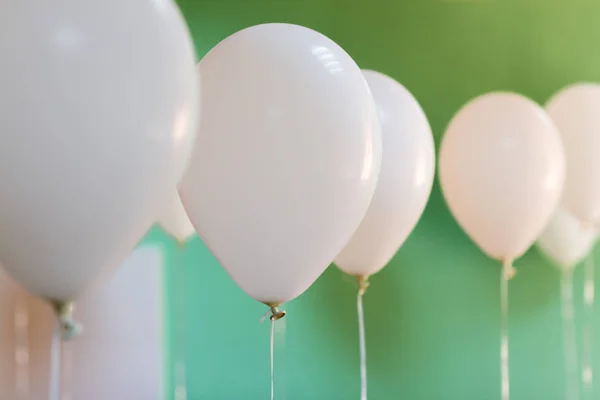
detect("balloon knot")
(357, 275), (370, 296)
(269, 306), (286, 321)
(260, 304), (286, 322)
(502, 260), (516, 280)
(51, 300), (83, 341)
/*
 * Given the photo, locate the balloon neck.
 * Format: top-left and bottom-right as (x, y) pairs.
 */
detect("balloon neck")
(357, 275), (370, 296)
(502, 259), (517, 280)
(49, 300), (83, 341)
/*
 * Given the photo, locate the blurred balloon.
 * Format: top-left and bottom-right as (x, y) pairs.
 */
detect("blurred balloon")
(546, 83), (600, 225)
(181, 23), (381, 307)
(439, 92), (565, 272)
(537, 207), (597, 271)
(0, 0), (198, 318)
(334, 70), (434, 279)
(0, 246), (166, 399)
(158, 192), (195, 244)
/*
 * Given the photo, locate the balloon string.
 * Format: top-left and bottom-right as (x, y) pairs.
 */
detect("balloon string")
(48, 325), (62, 400)
(560, 270), (580, 400)
(174, 242), (188, 400)
(357, 287), (367, 400)
(583, 252), (595, 399)
(260, 306), (285, 400)
(275, 317), (287, 400)
(47, 300), (79, 400)
(270, 317), (275, 400)
(500, 260), (514, 400)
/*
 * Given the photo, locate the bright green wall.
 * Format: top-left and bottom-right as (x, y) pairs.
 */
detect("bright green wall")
(158, 0), (600, 398)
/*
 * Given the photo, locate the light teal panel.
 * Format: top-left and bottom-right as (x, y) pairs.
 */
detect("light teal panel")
(155, 0), (600, 398)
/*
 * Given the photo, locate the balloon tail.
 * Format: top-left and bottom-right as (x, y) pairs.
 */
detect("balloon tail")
(174, 243), (188, 400)
(48, 325), (62, 400)
(500, 260), (513, 400)
(583, 252), (595, 399)
(14, 294), (30, 398)
(357, 276), (369, 400)
(560, 270), (580, 400)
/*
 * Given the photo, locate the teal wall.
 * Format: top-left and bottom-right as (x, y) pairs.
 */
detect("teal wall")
(156, 0), (600, 398)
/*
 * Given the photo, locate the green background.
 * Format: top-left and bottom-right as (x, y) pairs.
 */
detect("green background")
(152, 0), (600, 398)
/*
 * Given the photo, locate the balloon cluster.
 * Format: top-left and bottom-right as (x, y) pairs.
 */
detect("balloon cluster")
(538, 84), (600, 270)
(157, 25), (437, 319)
(160, 22), (600, 311)
(1, 0), (598, 375)
(440, 86), (600, 276)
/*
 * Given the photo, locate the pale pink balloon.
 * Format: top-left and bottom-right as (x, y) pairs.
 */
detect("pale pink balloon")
(440, 92), (565, 266)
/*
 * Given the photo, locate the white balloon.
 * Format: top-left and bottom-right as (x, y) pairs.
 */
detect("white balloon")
(546, 83), (600, 224)
(158, 192), (195, 243)
(439, 92), (565, 267)
(0, 246), (166, 399)
(0, 0), (198, 301)
(537, 207), (597, 271)
(181, 23), (381, 305)
(334, 70), (435, 278)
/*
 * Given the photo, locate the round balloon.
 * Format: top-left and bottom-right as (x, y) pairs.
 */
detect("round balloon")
(536, 207), (597, 271)
(180, 23), (381, 306)
(439, 92), (565, 268)
(0, 0), (199, 301)
(158, 192), (195, 244)
(335, 70), (435, 278)
(546, 83), (600, 225)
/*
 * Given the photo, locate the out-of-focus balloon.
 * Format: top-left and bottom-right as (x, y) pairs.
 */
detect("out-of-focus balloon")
(334, 70), (435, 278)
(0, 0), (198, 303)
(0, 246), (165, 399)
(181, 23), (381, 306)
(439, 92), (565, 271)
(537, 207), (597, 271)
(546, 83), (600, 225)
(158, 192), (195, 243)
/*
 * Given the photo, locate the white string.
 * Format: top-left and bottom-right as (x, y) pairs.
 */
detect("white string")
(261, 307), (285, 399)
(48, 326), (62, 400)
(48, 301), (81, 400)
(583, 252), (595, 399)
(357, 291), (367, 400)
(561, 270), (580, 400)
(61, 339), (74, 400)
(500, 261), (514, 400)
(270, 317), (275, 400)
(274, 318), (287, 400)
(174, 244), (188, 400)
